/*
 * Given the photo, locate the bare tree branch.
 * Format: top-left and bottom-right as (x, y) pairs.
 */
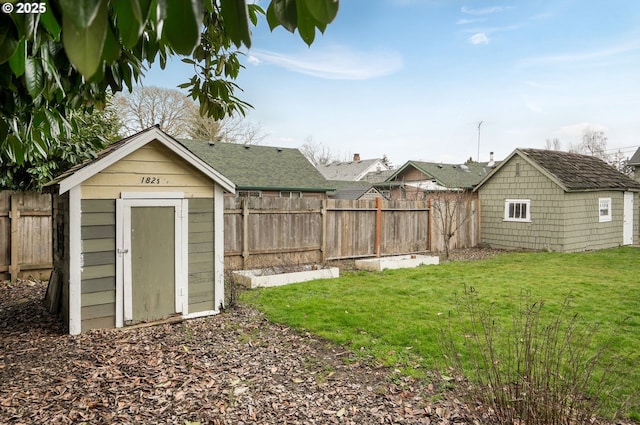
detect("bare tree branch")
(300, 136), (337, 166)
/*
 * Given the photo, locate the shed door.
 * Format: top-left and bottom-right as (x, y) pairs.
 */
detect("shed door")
(130, 206), (175, 323)
(116, 197), (188, 327)
(623, 192), (633, 245)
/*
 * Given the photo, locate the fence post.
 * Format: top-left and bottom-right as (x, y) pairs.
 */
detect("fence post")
(427, 197), (432, 252)
(241, 198), (249, 266)
(375, 197), (382, 257)
(321, 199), (327, 263)
(9, 194), (21, 281)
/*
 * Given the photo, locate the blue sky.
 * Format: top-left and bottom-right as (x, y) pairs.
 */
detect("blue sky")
(144, 0), (640, 166)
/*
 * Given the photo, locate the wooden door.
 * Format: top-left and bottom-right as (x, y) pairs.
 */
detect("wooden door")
(130, 206), (175, 323)
(117, 196), (187, 328)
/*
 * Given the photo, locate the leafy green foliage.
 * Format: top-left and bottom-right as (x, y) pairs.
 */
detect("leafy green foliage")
(0, 0), (338, 169)
(0, 106), (121, 190)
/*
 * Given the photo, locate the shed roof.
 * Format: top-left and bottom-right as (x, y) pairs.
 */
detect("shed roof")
(387, 160), (493, 190)
(317, 158), (387, 181)
(178, 139), (333, 192)
(474, 148), (640, 192)
(46, 126), (235, 194)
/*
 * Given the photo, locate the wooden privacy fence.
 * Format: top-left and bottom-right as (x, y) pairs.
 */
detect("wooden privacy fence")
(224, 197), (478, 270)
(1, 191), (480, 279)
(0, 191), (52, 281)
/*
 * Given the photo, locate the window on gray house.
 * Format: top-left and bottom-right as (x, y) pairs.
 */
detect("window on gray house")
(598, 197), (612, 222)
(504, 199), (530, 222)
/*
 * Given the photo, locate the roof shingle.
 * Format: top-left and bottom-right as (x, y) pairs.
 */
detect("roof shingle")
(178, 140), (332, 192)
(519, 149), (640, 191)
(388, 161), (493, 189)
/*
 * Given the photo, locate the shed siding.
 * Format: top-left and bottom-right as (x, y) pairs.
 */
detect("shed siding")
(81, 141), (215, 199)
(479, 158), (566, 251)
(188, 198), (215, 312)
(562, 191), (625, 251)
(80, 199), (116, 331)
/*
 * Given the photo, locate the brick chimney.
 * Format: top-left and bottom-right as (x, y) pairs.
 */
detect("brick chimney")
(353, 153), (360, 161)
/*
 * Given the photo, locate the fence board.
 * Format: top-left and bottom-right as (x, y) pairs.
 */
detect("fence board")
(0, 191), (52, 280)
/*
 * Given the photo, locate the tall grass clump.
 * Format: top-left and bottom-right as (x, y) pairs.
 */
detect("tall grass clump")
(441, 286), (629, 424)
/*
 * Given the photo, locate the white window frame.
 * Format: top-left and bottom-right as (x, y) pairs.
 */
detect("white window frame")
(237, 190), (262, 198)
(598, 197), (612, 222)
(504, 199), (531, 222)
(279, 191), (303, 198)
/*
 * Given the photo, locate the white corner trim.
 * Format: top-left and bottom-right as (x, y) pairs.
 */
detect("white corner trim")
(214, 184), (225, 310)
(115, 199), (124, 328)
(68, 186), (82, 335)
(176, 199), (189, 316)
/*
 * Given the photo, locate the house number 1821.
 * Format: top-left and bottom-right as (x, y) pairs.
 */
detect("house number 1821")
(140, 176), (161, 184)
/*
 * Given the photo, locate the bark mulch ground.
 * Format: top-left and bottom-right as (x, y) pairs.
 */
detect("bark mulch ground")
(1, 280), (481, 424)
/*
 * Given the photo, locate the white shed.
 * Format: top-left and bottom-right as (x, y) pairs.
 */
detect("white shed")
(45, 126), (235, 334)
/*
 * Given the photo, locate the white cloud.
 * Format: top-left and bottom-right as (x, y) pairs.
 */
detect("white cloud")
(456, 18), (484, 25)
(247, 55), (261, 65)
(469, 33), (489, 45)
(461, 6), (507, 15)
(520, 41), (640, 67)
(557, 122), (608, 138)
(247, 46), (403, 80)
(523, 96), (543, 114)
(524, 80), (563, 90)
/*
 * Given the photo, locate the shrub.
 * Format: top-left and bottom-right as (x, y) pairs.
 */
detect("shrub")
(441, 286), (628, 424)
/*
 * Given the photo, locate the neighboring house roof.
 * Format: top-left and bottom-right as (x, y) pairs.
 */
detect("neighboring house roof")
(332, 186), (383, 200)
(327, 180), (384, 199)
(362, 168), (396, 183)
(179, 139), (333, 192)
(317, 158), (388, 181)
(328, 180), (372, 190)
(474, 148), (640, 192)
(46, 126), (235, 194)
(629, 147), (640, 166)
(387, 160), (494, 190)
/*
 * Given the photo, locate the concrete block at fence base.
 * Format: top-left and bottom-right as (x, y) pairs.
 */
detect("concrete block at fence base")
(355, 255), (439, 271)
(233, 265), (340, 289)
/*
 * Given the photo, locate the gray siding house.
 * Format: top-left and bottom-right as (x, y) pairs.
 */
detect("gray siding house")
(474, 148), (640, 252)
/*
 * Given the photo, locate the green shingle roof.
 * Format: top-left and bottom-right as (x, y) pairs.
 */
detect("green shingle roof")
(388, 160), (493, 189)
(178, 140), (333, 192)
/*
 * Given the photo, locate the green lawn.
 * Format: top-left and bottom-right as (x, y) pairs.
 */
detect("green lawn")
(240, 247), (640, 419)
